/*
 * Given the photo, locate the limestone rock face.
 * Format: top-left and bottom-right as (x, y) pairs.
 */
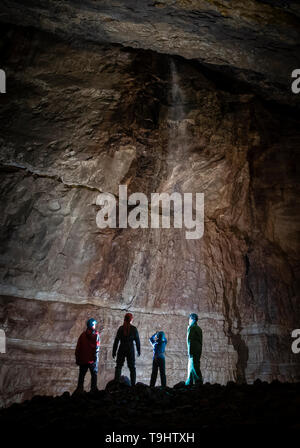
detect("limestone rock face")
(0, 21), (299, 406)
(1, 0), (300, 106)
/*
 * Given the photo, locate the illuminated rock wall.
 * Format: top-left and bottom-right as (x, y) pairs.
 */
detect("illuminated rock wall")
(0, 24), (299, 406)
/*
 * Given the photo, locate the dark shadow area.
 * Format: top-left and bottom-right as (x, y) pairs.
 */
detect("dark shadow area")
(0, 380), (299, 441)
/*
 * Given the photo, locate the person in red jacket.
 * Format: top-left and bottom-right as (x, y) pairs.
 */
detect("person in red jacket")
(74, 318), (100, 393)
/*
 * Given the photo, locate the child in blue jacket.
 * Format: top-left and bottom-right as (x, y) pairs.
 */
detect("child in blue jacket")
(149, 331), (167, 387)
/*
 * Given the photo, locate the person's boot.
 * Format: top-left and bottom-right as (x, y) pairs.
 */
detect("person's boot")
(130, 368), (136, 387)
(115, 367), (122, 383)
(90, 386), (99, 393)
(90, 374), (99, 393)
(150, 372), (156, 388)
(72, 385), (84, 396)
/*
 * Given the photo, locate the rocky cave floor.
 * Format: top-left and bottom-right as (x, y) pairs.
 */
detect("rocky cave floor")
(0, 379), (299, 440)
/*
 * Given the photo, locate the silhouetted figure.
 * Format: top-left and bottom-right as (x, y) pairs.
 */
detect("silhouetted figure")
(74, 318), (100, 393)
(185, 313), (203, 385)
(112, 313), (140, 386)
(149, 331), (167, 387)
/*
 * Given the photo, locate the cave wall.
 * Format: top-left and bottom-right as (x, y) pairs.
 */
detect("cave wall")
(1, 0), (300, 106)
(0, 24), (299, 406)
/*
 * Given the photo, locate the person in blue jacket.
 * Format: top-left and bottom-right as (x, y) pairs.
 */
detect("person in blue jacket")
(149, 331), (167, 387)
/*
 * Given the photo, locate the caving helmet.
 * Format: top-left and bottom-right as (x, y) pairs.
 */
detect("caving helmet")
(86, 318), (97, 329)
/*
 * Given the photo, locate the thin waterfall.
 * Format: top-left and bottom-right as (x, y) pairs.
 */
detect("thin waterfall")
(170, 60), (185, 122)
(166, 60), (189, 190)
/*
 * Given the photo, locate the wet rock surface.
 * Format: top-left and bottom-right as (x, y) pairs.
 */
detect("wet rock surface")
(0, 380), (299, 439)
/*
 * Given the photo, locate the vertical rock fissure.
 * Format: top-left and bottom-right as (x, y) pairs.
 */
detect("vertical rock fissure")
(222, 278), (249, 384)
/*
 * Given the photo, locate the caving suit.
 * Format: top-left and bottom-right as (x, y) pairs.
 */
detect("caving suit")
(149, 332), (167, 387)
(186, 321), (203, 385)
(113, 324), (140, 386)
(75, 328), (100, 392)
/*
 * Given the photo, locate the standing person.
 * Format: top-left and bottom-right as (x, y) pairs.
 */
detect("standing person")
(149, 331), (167, 387)
(112, 313), (140, 386)
(74, 318), (100, 393)
(185, 313), (203, 386)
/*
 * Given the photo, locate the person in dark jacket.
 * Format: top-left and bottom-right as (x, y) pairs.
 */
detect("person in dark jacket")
(149, 331), (167, 387)
(74, 318), (100, 393)
(185, 313), (203, 386)
(112, 313), (140, 386)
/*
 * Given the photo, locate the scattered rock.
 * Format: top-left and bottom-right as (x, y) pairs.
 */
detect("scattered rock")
(0, 381), (299, 438)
